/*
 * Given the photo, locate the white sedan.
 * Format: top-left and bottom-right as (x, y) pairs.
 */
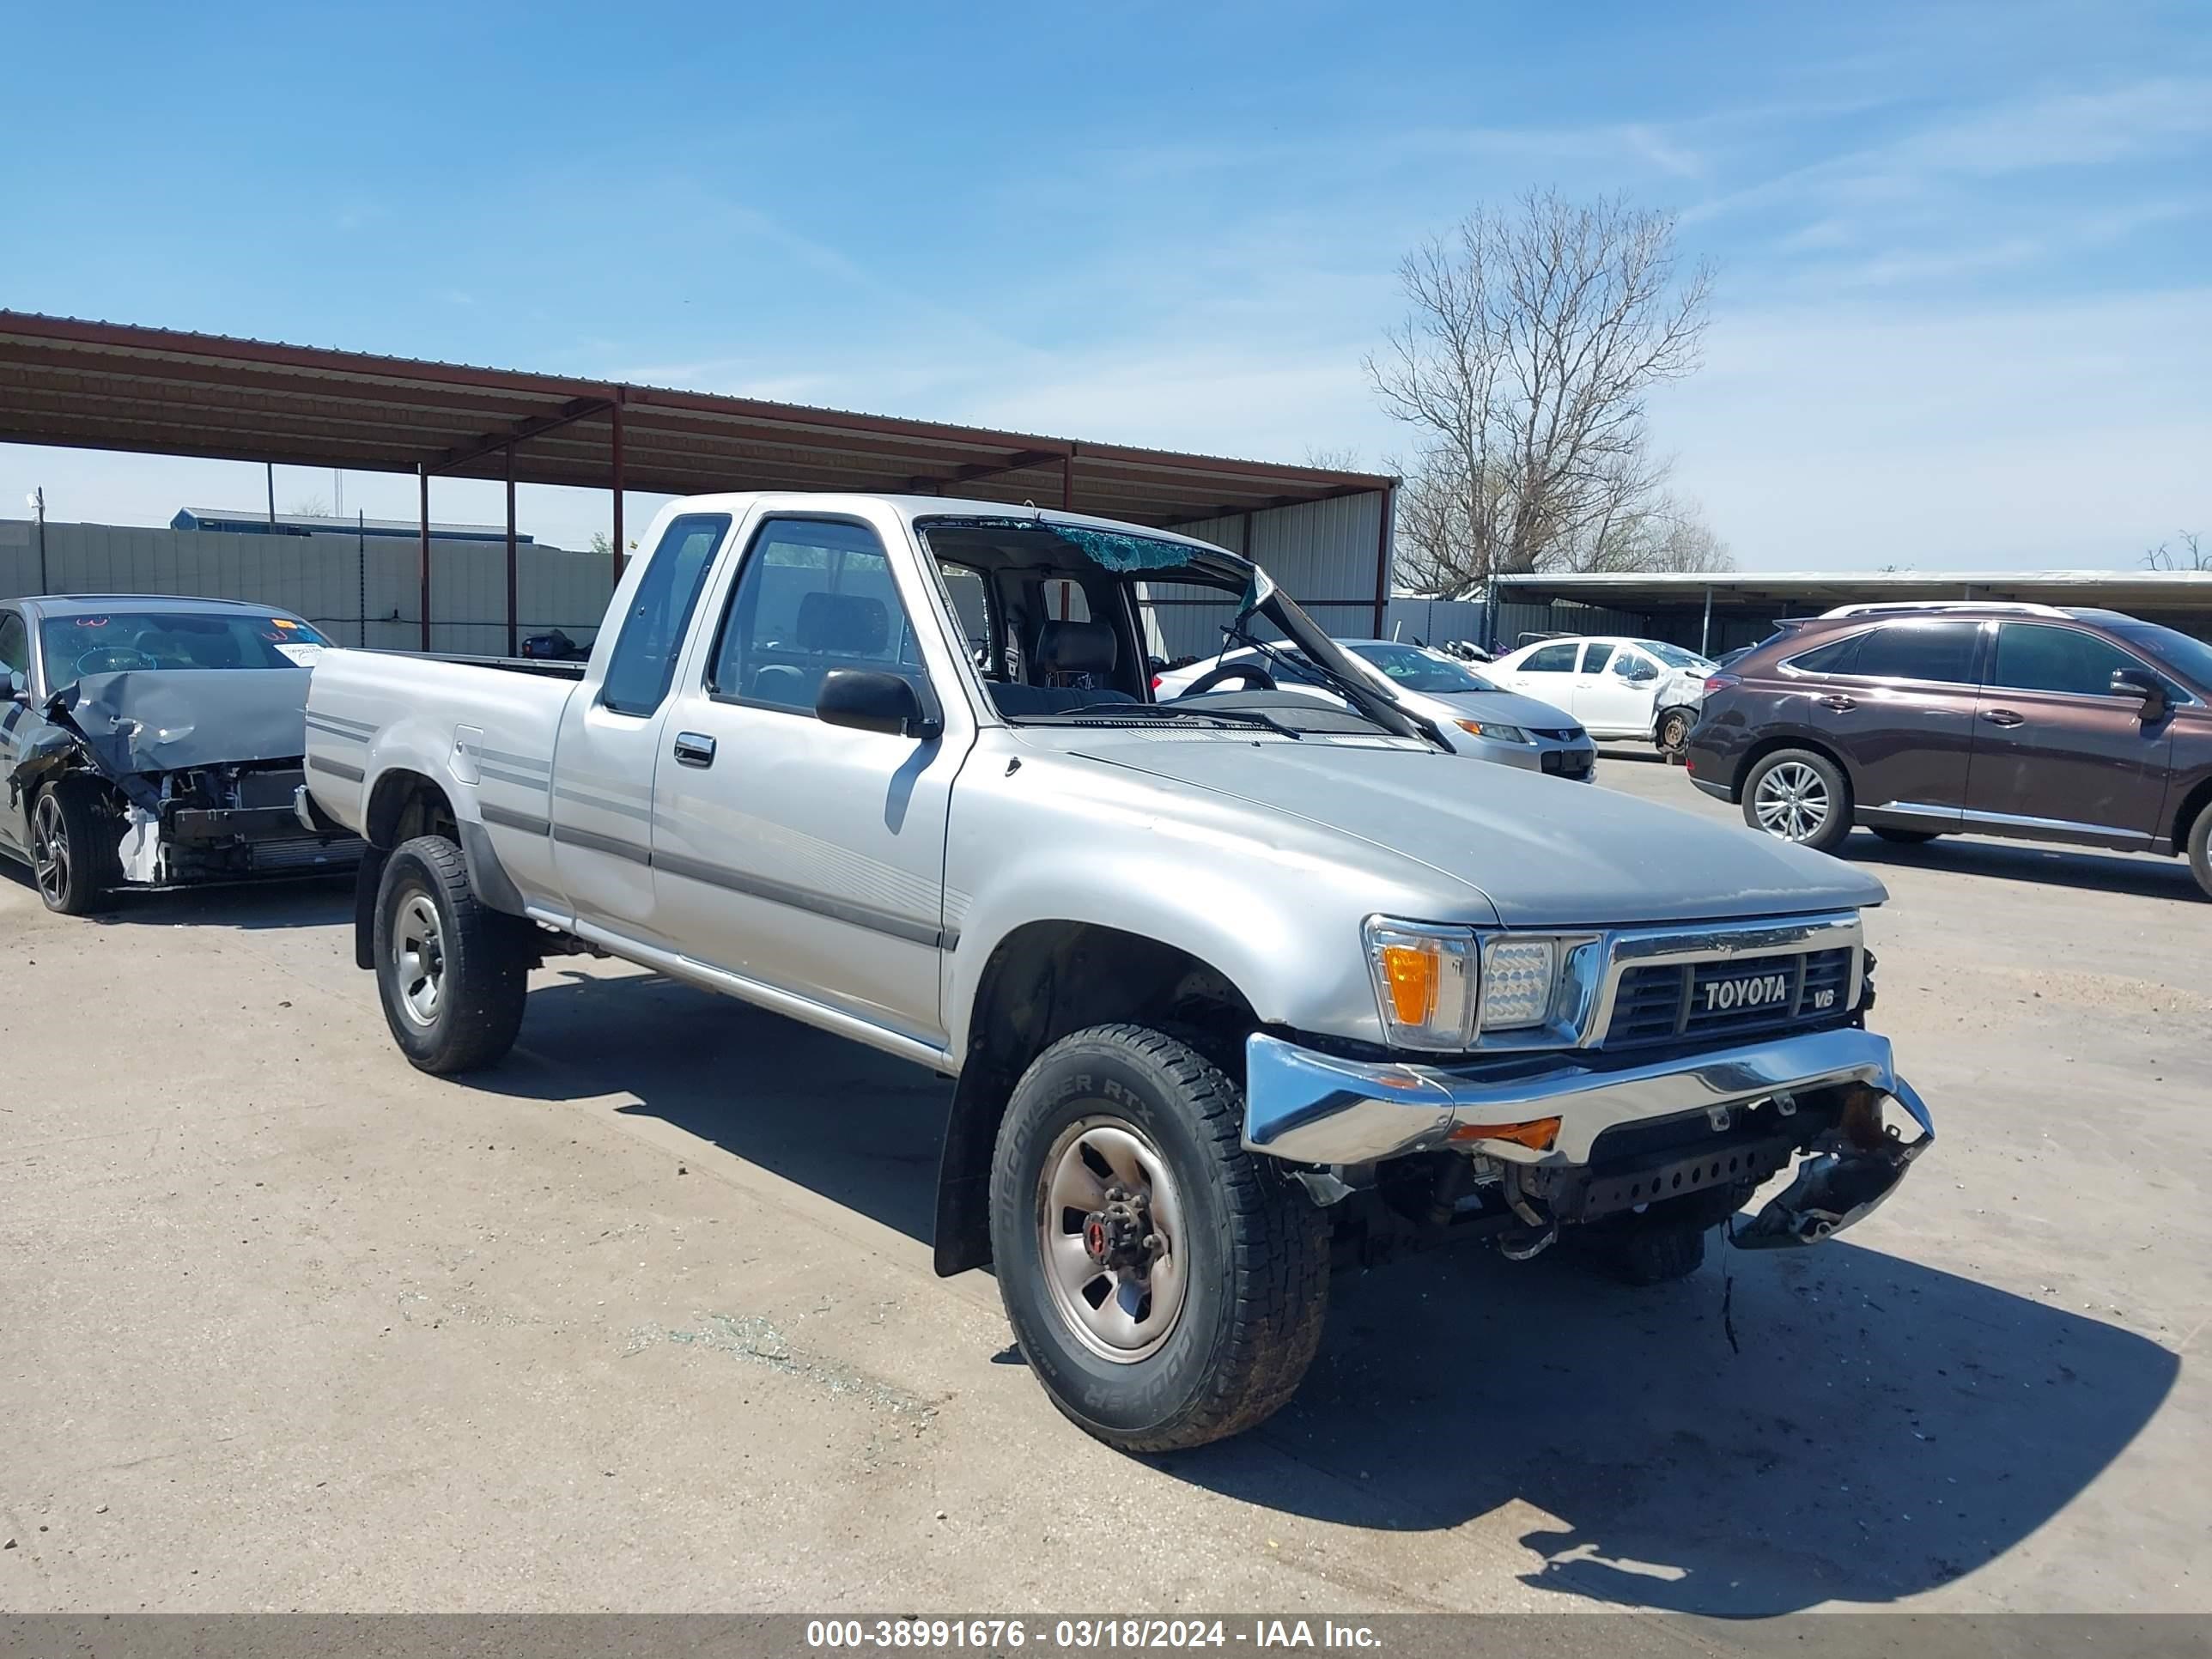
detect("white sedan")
(1487, 635), (1717, 756)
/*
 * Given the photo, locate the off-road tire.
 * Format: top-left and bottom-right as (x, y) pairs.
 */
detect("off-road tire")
(32, 776), (123, 916)
(1656, 707), (1695, 760)
(1741, 747), (1853, 854)
(988, 1024), (1329, 1453)
(1577, 1217), (1711, 1287)
(1872, 827), (1942, 846)
(2188, 802), (2212, 901)
(373, 834), (531, 1074)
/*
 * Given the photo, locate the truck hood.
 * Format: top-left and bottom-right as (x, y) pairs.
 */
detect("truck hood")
(1066, 736), (1887, 927)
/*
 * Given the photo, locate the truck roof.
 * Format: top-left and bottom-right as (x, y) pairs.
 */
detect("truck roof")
(663, 492), (1249, 562)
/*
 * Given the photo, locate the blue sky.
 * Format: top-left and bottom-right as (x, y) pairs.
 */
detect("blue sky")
(3, 0), (2208, 569)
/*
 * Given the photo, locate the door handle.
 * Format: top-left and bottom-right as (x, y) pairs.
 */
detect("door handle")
(672, 731), (716, 768)
(1818, 694), (1856, 712)
(1981, 709), (2025, 728)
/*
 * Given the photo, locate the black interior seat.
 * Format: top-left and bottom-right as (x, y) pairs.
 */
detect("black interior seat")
(987, 619), (1136, 717)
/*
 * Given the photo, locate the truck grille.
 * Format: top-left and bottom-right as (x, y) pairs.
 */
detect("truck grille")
(1604, 947), (1855, 1049)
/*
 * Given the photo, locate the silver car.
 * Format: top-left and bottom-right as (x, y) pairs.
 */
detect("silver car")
(1157, 636), (1596, 780)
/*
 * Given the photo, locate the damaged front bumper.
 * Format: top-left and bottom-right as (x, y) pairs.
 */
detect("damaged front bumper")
(1243, 1026), (1933, 1247)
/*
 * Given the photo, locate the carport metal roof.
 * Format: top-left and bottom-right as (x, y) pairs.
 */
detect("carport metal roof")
(0, 311), (1393, 529)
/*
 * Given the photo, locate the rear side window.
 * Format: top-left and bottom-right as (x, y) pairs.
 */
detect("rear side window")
(1580, 642), (1615, 673)
(600, 514), (730, 715)
(1990, 624), (2141, 698)
(1522, 643), (1577, 672)
(1847, 622), (1980, 685)
(1786, 633), (1864, 676)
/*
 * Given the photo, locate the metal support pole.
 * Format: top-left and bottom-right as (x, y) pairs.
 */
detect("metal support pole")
(31, 487), (47, 592)
(1701, 586), (1713, 658)
(1061, 453), (1074, 511)
(610, 395), (626, 582)
(266, 463), (276, 528)
(417, 465), (431, 653)
(356, 510), (366, 648)
(1370, 487), (1395, 636)
(505, 443), (519, 658)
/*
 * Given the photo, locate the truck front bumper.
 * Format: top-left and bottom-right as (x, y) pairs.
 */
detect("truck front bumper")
(1243, 1026), (1934, 1245)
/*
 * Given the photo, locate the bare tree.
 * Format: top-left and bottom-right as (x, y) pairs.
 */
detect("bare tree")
(288, 495), (330, 518)
(1367, 190), (1715, 594)
(2143, 531), (2207, 571)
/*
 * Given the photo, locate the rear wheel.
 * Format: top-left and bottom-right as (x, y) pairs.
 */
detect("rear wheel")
(1742, 748), (1852, 854)
(2188, 802), (2212, 901)
(988, 1024), (1329, 1452)
(1872, 827), (1942, 846)
(30, 778), (121, 916)
(373, 834), (532, 1073)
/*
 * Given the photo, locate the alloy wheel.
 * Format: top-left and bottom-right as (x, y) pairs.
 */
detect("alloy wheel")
(1753, 761), (1831, 842)
(30, 793), (70, 907)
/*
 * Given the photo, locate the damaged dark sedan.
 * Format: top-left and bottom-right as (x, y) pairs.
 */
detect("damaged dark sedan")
(0, 596), (363, 915)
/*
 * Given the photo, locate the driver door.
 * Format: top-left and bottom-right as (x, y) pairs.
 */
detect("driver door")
(1573, 645), (1658, 737)
(0, 609), (30, 854)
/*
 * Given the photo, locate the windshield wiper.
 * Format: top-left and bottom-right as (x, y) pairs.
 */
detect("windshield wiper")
(1054, 702), (1303, 740)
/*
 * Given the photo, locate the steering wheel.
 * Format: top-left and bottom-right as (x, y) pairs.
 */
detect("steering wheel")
(73, 647), (157, 676)
(1178, 661), (1277, 696)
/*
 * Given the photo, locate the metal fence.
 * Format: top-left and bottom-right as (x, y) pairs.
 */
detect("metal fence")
(0, 518), (615, 654)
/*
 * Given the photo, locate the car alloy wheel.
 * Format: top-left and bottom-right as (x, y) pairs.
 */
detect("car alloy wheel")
(1037, 1116), (1188, 1364)
(30, 793), (71, 907)
(1753, 760), (1831, 842)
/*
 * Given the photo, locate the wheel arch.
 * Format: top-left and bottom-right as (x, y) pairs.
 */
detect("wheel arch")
(1735, 731), (1852, 802)
(933, 920), (1260, 1277)
(2169, 772), (2212, 857)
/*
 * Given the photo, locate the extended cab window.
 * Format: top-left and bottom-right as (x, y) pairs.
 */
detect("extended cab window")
(1522, 642), (1577, 673)
(600, 513), (730, 715)
(1990, 624), (2141, 698)
(710, 518), (925, 714)
(1848, 622), (1980, 685)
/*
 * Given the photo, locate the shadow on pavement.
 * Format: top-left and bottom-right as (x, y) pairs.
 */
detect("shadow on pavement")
(1844, 832), (2203, 902)
(0, 859), (353, 930)
(469, 966), (2179, 1618)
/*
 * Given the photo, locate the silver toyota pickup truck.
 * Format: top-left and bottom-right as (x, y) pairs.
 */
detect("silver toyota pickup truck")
(302, 492), (1934, 1452)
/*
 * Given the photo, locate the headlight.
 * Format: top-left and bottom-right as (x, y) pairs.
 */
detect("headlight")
(1365, 920), (1586, 1049)
(1480, 937), (1558, 1030)
(1455, 719), (1531, 744)
(1363, 919), (1478, 1049)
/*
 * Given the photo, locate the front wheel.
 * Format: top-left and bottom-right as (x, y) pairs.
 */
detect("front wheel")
(31, 778), (122, 916)
(1742, 748), (1852, 853)
(2189, 802), (2212, 901)
(373, 834), (532, 1073)
(1656, 707), (1694, 759)
(988, 1024), (1329, 1452)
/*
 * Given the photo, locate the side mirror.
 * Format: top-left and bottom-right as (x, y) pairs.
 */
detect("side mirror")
(2112, 667), (2168, 723)
(4, 669), (25, 703)
(817, 668), (940, 739)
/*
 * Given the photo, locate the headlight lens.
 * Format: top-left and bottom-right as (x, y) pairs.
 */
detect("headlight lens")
(1480, 937), (1558, 1030)
(1363, 919), (1478, 1049)
(1455, 719), (1531, 744)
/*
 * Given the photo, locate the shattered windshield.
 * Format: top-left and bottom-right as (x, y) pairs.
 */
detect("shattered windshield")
(40, 611), (329, 685)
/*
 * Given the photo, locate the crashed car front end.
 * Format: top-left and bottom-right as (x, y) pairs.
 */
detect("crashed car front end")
(1241, 909), (1933, 1260)
(9, 668), (362, 891)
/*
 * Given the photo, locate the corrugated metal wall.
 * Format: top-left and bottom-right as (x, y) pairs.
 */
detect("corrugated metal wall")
(1151, 491), (1389, 662)
(0, 519), (615, 654)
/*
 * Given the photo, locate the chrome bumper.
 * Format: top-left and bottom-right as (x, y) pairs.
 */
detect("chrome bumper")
(1244, 1025), (1927, 1168)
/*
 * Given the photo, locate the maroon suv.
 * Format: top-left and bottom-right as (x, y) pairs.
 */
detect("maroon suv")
(1683, 603), (2212, 896)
